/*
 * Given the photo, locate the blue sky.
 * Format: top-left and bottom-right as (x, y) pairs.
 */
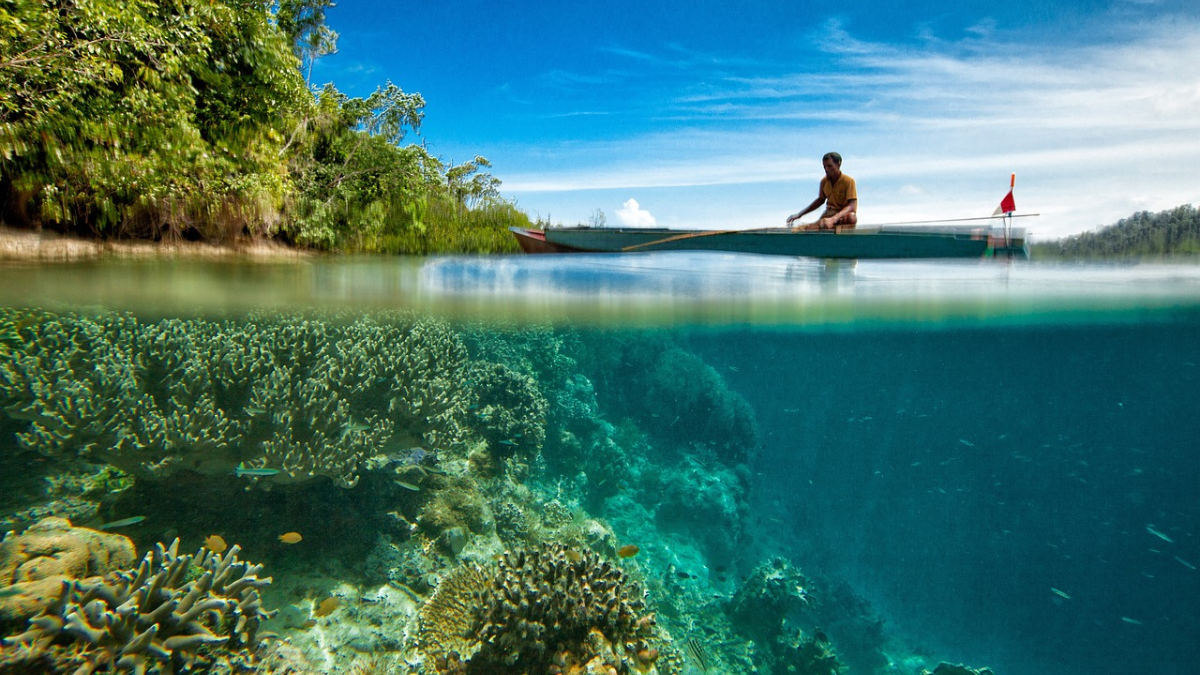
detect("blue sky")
(315, 0), (1200, 240)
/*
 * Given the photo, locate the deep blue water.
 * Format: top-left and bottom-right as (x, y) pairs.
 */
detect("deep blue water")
(2, 253), (1199, 675)
(686, 319), (1200, 675)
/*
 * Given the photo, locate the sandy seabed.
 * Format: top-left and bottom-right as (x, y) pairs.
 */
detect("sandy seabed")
(0, 226), (313, 263)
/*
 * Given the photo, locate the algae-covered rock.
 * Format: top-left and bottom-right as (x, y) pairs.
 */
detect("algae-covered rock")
(0, 517), (136, 630)
(728, 557), (814, 644)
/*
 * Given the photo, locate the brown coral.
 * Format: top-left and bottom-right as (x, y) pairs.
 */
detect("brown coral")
(417, 544), (673, 675)
(1, 538), (273, 674)
(0, 517), (136, 630)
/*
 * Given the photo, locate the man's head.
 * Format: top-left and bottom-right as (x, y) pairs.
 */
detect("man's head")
(822, 152), (842, 180)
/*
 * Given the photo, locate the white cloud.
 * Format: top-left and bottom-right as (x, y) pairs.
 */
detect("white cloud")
(499, 19), (1200, 239)
(616, 199), (657, 227)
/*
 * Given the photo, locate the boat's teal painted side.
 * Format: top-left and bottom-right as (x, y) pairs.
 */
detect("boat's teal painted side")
(510, 225), (1029, 259)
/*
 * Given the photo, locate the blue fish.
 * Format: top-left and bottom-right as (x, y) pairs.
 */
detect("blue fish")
(100, 516), (147, 530)
(235, 464), (281, 478)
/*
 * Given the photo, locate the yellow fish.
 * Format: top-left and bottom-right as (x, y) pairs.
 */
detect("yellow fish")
(278, 532), (303, 544)
(314, 597), (340, 617)
(204, 534), (228, 553)
(617, 544), (640, 558)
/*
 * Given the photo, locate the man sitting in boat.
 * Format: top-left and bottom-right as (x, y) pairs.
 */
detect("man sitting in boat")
(786, 152), (858, 231)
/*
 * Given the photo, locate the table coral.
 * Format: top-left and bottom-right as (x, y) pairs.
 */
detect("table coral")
(1, 538), (273, 674)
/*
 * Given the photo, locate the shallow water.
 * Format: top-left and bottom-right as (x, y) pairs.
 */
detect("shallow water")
(2, 253), (1198, 675)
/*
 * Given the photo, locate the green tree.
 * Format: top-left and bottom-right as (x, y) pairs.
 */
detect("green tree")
(275, 0), (339, 85)
(0, 0), (307, 240)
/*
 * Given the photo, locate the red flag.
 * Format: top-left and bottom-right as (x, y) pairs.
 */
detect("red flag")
(993, 190), (1016, 216)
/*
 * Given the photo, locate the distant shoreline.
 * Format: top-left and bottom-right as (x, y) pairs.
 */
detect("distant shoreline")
(0, 227), (313, 263)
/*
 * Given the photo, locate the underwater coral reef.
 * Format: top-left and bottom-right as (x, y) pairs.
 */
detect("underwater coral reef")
(0, 309), (997, 675)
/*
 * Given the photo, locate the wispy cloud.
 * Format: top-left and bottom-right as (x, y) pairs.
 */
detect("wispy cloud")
(500, 18), (1200, 238)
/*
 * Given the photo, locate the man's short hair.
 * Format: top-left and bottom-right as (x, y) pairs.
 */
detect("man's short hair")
(822, 152), (842, 166)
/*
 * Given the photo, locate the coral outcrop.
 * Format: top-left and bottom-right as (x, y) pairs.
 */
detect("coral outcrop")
(0, 310), (473, 487)
(922, 665), (996, 675)
(465, 362), (547, 459)
(417, 543), (676, 674)
(727, 557), (844, 675)
(728, 557), (814, 643)
(0, 538), (273, 674)
(0, 518), (136, 630)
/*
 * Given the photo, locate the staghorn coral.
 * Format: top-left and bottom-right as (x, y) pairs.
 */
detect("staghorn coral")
(0, 518), (136, 631)
(0, 310), (474, 487)
(0, 538), (273, 675)
(417, 543), (676, 675)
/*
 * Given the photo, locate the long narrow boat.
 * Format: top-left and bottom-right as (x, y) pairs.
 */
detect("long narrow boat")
(510, 223), (1029, 259)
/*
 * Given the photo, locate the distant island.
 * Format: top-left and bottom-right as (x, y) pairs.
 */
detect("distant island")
(1031, 204), (1200, 259)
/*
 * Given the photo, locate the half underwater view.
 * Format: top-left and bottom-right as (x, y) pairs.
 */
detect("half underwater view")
(1, 254), (1199, 675)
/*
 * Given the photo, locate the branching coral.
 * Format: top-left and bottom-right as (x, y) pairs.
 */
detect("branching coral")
(0, 310), (474, 487)
(0, 538), (273, 675)
(417, 543), (675, 675)
(464, 362), (547, 459)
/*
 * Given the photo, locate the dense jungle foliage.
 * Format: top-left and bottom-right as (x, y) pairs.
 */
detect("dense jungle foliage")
(1031, 204), (1200, 259)
(0, 0), (526, 253)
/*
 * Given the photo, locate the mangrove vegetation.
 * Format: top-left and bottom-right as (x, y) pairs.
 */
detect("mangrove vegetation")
(0, 0), (527, 254)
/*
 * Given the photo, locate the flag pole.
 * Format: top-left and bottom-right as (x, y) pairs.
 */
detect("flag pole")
(1005, 173), (1015, 253)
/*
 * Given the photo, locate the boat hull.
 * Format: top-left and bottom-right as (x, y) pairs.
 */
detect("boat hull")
(510, 225), (1028, 259)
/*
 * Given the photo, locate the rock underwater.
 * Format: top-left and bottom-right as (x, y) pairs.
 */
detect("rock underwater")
(0, 517), (136, 630)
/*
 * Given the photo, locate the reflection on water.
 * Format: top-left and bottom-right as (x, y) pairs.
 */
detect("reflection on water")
(2, 254), (1199, 324)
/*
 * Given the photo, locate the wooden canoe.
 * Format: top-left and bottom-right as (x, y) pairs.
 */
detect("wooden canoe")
(510, 224), (1028, 259)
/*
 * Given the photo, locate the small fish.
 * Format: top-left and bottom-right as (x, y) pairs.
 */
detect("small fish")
(686, 638), (711, 673)
(278, 532), (303, 544)
(675, 570), (694, 579)
(204, 534), (228, 553)
(498, 439), (517, 446)
(313, 597), (340, 617)
(565, 549), (584, 563)
(1174, 556), (1196, 570)
(1146, 525), (1174, 543)
(235, 464), (281, 478)
(245, 406), (267, 417)
(394, 480), (421, 492)
(467, 404), (479, 410)
(958, 439), (975, 447)
(1121, 616), (1143, 625)
(617, 544), (640, 558)
(300, 619), (318, 629)
(1051, 587), (1072, 600)
(100, 516), (147, 530)
(343, 421), (370, 433)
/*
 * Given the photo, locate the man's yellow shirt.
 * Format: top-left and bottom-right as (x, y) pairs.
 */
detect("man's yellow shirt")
(821, 174), (857, 212)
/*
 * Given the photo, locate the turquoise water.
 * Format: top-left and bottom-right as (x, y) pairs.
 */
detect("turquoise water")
(1, 253), (1198, 675)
